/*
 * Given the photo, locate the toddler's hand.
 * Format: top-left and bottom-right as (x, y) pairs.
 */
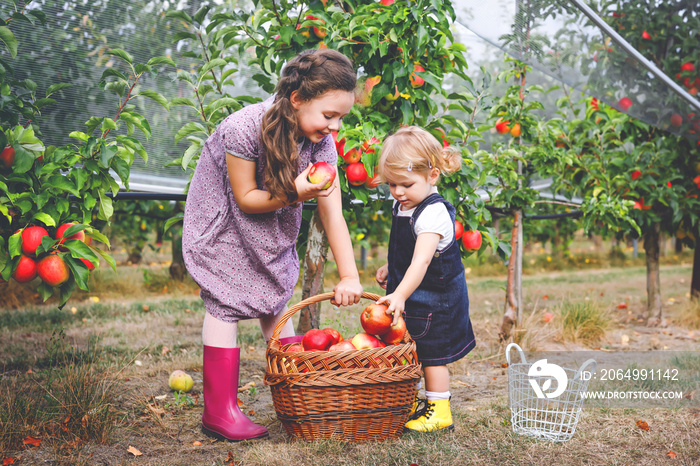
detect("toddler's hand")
(295, 163), (335, 202)
(375, 264), (388, 290)
(376, 293), (405, 325)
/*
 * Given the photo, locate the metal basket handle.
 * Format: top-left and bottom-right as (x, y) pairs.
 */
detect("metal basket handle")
(574, 359), (597, 380)
(505, 343), (527, 365)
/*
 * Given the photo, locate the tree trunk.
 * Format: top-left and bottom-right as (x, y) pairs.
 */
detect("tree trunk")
(643, 222), (664, 326)
(500, 210), (521, 341)
(691, 242), (700, 300)
(296, 210), (328, 334)
(169, 203), (186, 281)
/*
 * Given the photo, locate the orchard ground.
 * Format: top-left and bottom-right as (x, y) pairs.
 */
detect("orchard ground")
(1, 235), (699, 465)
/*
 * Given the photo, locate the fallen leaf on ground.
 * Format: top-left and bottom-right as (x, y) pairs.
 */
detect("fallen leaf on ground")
(236, 398), (243, 407)
(161, 346), (171, 355)
(224, 451), (240, 465)
(22, 436), (41, 447)
(238, 381), (255, 392)
(684, 390), (695, 401)
(666, 450), (677, 459)
(127, 446), (143, 456)
(617, 302), (628, 309)
(636, 420), (650, 431)
(248, 410), (255, 416)
(193, 441), (202, 446)
(3, 457), (16, 465)
(147, 404), (165, 416)
(621, 334), (630, 345)
(81, 414), (89, 428)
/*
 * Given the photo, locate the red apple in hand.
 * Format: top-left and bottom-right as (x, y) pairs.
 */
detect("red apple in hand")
(21, 226), (50, 256)
(360, 303), (393, 336)
(462, 230), (482, 252)
(322, 328), (343, 345)
(381, 316), (407, 344)
(37, 253), (70, 287)
(12, 255), (38, 283)
(351, 333), (383, 350)
(307, 162), (336, 190)
(302, 329), (333, 351)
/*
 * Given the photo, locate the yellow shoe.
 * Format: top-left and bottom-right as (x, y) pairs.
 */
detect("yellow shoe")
(404, 399), (454, 432)
(408, 395), (427, 421)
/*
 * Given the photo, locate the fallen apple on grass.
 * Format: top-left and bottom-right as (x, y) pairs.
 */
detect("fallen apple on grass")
(169, 370), (194, 392)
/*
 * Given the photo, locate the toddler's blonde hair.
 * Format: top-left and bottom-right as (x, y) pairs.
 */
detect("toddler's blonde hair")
(378, 126), (462, 182)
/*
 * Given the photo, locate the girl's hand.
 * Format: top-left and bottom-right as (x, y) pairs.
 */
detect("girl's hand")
(375, 264), (388, 289)
(376, 293), (405, 325)
(295, 163), (335, 203)
(332, 277), (363, 307)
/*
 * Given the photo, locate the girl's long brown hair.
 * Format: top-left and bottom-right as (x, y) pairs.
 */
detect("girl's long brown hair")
(261, 49), (356, 204)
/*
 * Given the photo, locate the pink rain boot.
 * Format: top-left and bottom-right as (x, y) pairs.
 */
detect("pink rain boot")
(279, 335), (303, 345)
(201, 346), (269, 441)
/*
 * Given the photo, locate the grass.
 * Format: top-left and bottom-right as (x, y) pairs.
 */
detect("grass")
(1, 237), (699, 464)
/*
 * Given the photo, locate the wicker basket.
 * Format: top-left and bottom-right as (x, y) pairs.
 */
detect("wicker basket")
(265, 292), (422, 442)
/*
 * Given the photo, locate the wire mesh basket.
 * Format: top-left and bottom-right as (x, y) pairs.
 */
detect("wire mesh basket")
(505, 343), (596, 442)
(265, 292), (422, 442)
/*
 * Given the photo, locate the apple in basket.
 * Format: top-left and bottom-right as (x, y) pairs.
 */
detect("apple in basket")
(328, 340), (355, 352)
(351, 332), (383, 350)
(381, 316), (407, 345)
(322, 327), (343, 345)
(302, 329), (333, 351)
(360, 303), (392, 336)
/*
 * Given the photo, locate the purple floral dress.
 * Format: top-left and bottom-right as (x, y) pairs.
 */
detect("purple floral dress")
(182, 97), (338, 322)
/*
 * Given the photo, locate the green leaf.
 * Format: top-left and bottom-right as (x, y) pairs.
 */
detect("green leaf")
(0, 26), (18, 58)
(169, 97), (198, 109)
(175, 122), (208, 143)
(46, 83), (73, 97)
(137, 90), (169, 110)
(85, 227), (110, 246)
(164, 213), (184, 233)
(98, 193), (114, 220)
(165, 10), (193, 24)
(8, 231), (21, 258)
(105, 48), (134, 65)
(63, 239), (99, 262)
(147, 56), (177, 68)
(100, 68), (129, 83)
(111, 155), (130, 187)
(44, 175), (81, 197)
(37, 282), (54, 302)
(93, 247), (117, 272)
(200, 58), (228, 76)
(32, 212), (56, 227)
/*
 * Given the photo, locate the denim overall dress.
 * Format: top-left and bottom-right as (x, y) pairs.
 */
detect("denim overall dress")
(386, 193), (476, 366)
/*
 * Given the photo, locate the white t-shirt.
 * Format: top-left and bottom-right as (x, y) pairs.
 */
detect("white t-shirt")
(393, 187), (454, 251)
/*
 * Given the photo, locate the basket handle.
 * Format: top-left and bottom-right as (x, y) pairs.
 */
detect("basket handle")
(505, 343), (527, 365)
(574, 359), (597, 380)
(268, 291), (382, 350)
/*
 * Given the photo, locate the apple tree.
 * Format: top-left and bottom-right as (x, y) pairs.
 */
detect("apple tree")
(164, 0), (498, 331)
(0, 4), (175, 307)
